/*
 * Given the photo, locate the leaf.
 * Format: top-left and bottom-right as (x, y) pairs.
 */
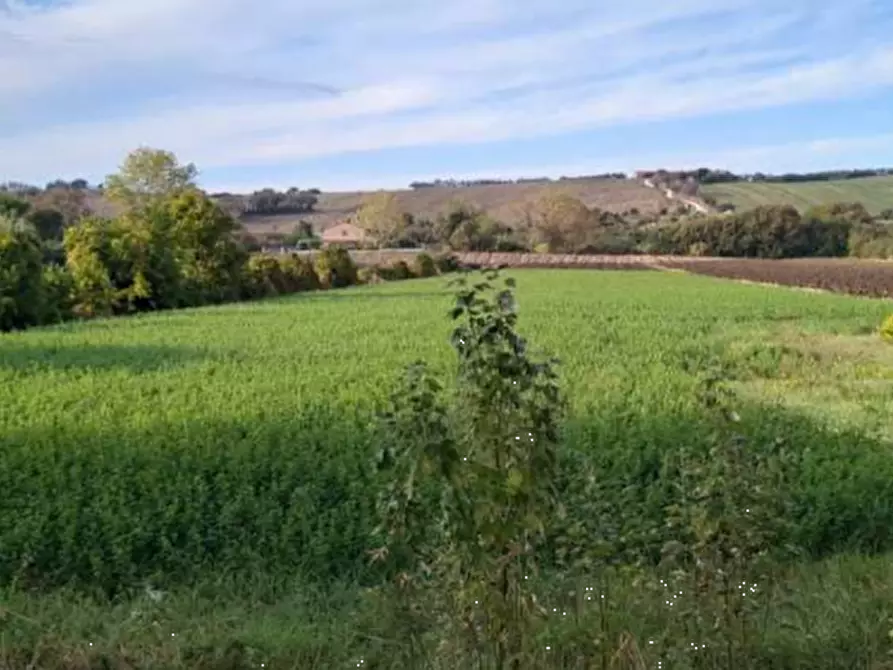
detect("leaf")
(506, 468), (524, 494)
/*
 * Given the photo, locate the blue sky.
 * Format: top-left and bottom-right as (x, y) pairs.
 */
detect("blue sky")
(2, 0), (893, 192)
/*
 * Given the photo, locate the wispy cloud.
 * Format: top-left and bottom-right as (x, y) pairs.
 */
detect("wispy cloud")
(1, 0), (892, 185)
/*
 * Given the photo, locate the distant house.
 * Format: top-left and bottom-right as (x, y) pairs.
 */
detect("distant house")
(321, 222), (373, 249)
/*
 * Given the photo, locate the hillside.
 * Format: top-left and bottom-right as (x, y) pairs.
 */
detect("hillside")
(702, 175), (893, 214)
(238, 177), (673, 237)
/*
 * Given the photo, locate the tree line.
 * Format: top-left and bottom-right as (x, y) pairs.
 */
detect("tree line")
(349, 189), (893, 258)
(408, 173), (628, 189)
(637, 167), (893, 185)
(212, 187), (320, 217)
(1, 149), (387, 333)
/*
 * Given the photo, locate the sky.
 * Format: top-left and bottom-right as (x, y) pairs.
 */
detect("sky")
(1, 0), (893, 192)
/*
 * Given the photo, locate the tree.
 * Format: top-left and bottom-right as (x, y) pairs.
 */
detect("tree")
(0, 193), (31, 219)
(63, 218), (117, 317)
(243, 187), (317, 215)
(165, 190), (247, 303)
(355, 192), (406, 247)
(28, 208), (66, 242)
(524, 193), (592, 252)
(314, 245), (358, 288)
(0, 215), (46, 331)
(63, 207), (183, 316)
(105, 147), (198, 209)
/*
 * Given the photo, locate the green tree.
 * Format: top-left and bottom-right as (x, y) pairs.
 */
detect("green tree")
(0, 193), (31, 219)
(105, 147), (198, 209)
(63, 218), (116, 317)
(28, 208), (66, 241)
(314, 246), (358, 288)
(0, 215), (46, 331)
(166, 189), (246, 303)
(63, 210), (182, 316)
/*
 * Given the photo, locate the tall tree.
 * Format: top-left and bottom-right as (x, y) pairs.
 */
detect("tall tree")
(525, 193), (592, 252)
(105, 148), (198, 209)
(0, 215), (46, 331)
(355, 192), (406, 247)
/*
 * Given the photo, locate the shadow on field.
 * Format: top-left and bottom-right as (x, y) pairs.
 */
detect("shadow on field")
(0, 343), (206, 375)
(2, 392), (893, 596)
(0, 398), (893, 668)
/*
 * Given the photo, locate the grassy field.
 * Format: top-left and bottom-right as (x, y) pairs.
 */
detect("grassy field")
(4, 270), (893, 667)
(702, 175), (893, 214)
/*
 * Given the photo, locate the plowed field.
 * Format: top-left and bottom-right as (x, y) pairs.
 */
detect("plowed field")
(659, 258), (893, 298)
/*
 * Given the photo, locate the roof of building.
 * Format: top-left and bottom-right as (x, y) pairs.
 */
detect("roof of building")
(321, 222), (368, 240)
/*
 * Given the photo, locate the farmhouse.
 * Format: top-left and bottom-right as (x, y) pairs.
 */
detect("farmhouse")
(321, 222), (373, 249)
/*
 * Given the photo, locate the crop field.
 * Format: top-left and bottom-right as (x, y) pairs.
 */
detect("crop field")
(4, 270), (893, 667)
(702, 175), (893, 214)
(241, 177), (672, 236)
(662, 257), (893, 298)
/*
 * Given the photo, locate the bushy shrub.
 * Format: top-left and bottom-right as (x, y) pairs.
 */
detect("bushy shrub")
(358, 266), (384, 285)
(434, 254), (460, 274)
(314, 246), (358, 288)
(379, 260), (413, 281)
(849, 222), (893, 259)
(278, 253), (321, 292)
(0, 216), (46, 331)
(413, 252), (437, 278)
(242, 254), (286, 298)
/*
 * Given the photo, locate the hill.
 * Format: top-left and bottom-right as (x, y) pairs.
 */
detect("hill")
(238, 177), (674, 238)
(702, 175), (893, 214)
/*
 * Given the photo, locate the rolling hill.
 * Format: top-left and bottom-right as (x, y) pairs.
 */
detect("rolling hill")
(702, 176), (893, 214)
(238, 177), (674, 238)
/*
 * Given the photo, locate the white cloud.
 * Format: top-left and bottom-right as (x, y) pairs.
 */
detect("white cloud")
(1, 0), (892, 184)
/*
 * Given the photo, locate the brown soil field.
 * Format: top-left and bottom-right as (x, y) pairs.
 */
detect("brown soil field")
(659, 258), (893, 299)
(242, 178), (673, 237)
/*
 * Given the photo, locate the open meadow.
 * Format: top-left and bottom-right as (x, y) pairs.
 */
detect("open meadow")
(5, 269), (893, 668)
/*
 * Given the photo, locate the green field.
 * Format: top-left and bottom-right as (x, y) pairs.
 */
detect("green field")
(5, 270), (893, 667)
(702, 175), (893, 214)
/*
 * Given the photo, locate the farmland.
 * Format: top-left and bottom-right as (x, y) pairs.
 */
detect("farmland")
(702, 175), (893, 214)
(239, 177), (672, 236)
(4, 269), (893, 667)
(661, 257), (893, 298)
